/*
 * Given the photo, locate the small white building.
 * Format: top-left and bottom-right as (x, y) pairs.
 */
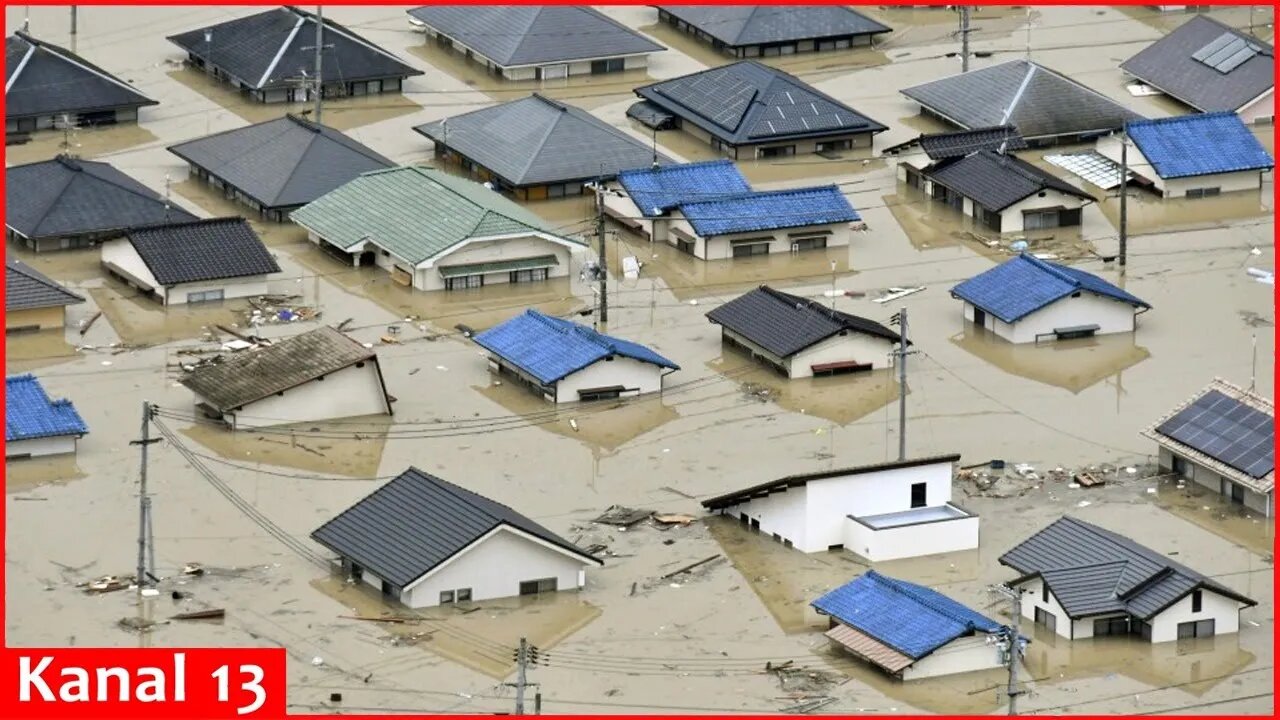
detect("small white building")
(951, 253), (1152, 345)
(473, 309), (680, 404)
(1143, 378), (1274, 517)
(178, 326), (393, 429)
(702, 454), (979, 562)
(312, 467), (602, 609)
(922, 150), (1096, 233)
(101, 218), (281, 306)
(1001, 516), (1256, 643)
(5, 374), (87, 459)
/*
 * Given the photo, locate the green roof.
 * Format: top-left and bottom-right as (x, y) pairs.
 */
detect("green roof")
(289, 166), (582, 265)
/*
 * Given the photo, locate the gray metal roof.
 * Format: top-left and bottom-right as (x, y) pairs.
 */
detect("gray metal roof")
(167, 6), (422, 91)
(925, 151), (1095, 212)
(5, 257), (83, 311)
(706, 285), (901, 359)
(168, 114), (393, 211)
(999, 516), (1256, 620)
(635, 60), (887, 147)
(311, 467), (602, 589)
(5, 156), (198, 241)
(657, 6), (890, 47)
(918, 126), (1028, 160)
(5, 31), (156, 121)
(703, 455), (962, 511)
(1121, 15), (1274, 113)
(901, 60), (1143, 140)
(414, 94), (674, 187)
(406, 6), (663, 67)
(124, 217), (280, 286)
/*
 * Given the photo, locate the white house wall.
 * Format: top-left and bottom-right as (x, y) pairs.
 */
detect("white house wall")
(421, 235), (576, 292)
(101, 238), (161, 295)
(902, 636), (1002, 680)
(970, 292), (1138, 344)
(723, 484), (811, 550)
(553, 355), (667, 403)
(801, 462), (956, 552)
(5, 435), (77, 458)
(1149, 588), (1242, 643)
(1238, 88), (1274, 125)
(220, 361), (389, 428)
(997, 190), (1089, 234)
(1156, 447), (1272, 516)
(1017, 577), (1074, 640)
(841, 513), (979, 562)
(666, 213), (854, 261)
(164, 276), (271, 306)
(787, 331), (895, 378)
(1098, 134), (1267, 197)
(602, 188), (653, 237)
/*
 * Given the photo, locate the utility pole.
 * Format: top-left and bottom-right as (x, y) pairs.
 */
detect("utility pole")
(595, 173), (608, 326)
(506, 638), (541, 715)
(1250, 334), (1258, 392)
(130, 402), (161, 591)
(958, 6), (971, 72)
(990, 584), (1026, 715)
(1118, 128), (1128, 274)
(70, 6), (77, 36)
(163, 174), (172, 222)
(313, 6), (324, 123)
(889, 307), (916, 461)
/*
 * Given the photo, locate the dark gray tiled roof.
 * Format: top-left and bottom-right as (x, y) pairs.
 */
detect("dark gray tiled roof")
(179, 326), (377, 411)
(167, 6), (422, 91)
(918, 126), (1028, 160)
(5, 156), (198, 241)
(407, 6), (663, 67)
(635, 60), (886, 146)
(5, 257), (84, 311)
(706, 285), (901, 359)
(703, 455), (961, 511)
(901, 60), (1143, 140)
(414, 94), (674, 187)
(1121, 15), (1274, 113)
(124, 217), (280, 287)
(5, 32), (156, 120)
(999, 516), (1256, 620)
(312, 467), (602, 588)
(168, 114), (393, 211)
(658, 6), (890, 47)
(925, 151), (1095, 212)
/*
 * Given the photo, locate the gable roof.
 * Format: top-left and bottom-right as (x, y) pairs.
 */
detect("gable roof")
(6, 374), (88, 442)
(677, 185), (860, 237)
(616, 159), (752, 217)
(5, 156), (198, 241)
(919, 126), (1029, 160)
(1125, 112), (1274, 179)
(5, 31), (156, 120)
(702, 455), (961, 511)
(635, 60), (887, 146)
(901, 60), (1143, 140)
(657, 6), (891, 47)
(123, 218), (280, 286)
(1121, 15), (1274, 113)
(999, 516), (1256, 620)
(406, 6), (663, 67)
(1143, 378), (1274, 495)
(167, 6), (422, 90)
(311, 467), (602, 589)
(6, 258), (84, 311)
(925, 150), (1095, 212)
(178, 326), (377, 412)
(414, 94), (673, 187)
(812, 570), (1002, 662)
(706, 285), (901, 359)
(290, 166), (581, 265)
(167, 114), (393, 210)
(950, 253), (1150, 324)
(473, 309), (679, 385)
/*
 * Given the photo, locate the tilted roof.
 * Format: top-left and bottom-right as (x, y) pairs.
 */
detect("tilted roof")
(702, 455), (961, 511)
(6, 258), (84, 311)
(925, 150), (1095, 212)
(1121, 15), (1274, 113)
(677, 185), (860, 237)
(917, 126), (1029, 160)
(616, 159), (752, 217)
(1125, 112), (1273, 179)
(123, 218), (280, 286)
(950, 253), (1150, 324)
(705, 285), (900, 359)
(5, 31), (156, 120)
(657, 6), (890, 47)
(6, 374), (88, 442)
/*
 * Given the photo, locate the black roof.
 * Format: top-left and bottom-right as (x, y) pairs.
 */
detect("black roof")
(312, 467), (602, 589)
(1121, 15), (1274, 113)
(124, 217), (280, 286)
(703, 455), (962, 511)
(6, 257), (84, 311)
(918, 126), (1028, 160)
(635, 61), (887, 147)
(5, 156), (198, 241)
(925, 151), (1095, 212)
(168, 114), (393, 211)
(5, 31), (156, 120)
(706, 285), (901, 358)
(167, 6), (422, 91)
(657, 6), (891, 48)
(1000, 516), (1256, 620)
(1155, 388), (1273, 480)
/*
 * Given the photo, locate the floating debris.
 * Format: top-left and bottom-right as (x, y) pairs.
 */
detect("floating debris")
(594, 505), (653, 527)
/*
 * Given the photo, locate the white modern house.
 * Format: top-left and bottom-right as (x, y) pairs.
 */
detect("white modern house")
(312, 467), (602, 609)
(5, 374), (88, 459)
(1000, 516), (1256, 643)
(920, 150), (1096, 233)
(702, 454), (979, 562)
(951, 253), (1152, 344)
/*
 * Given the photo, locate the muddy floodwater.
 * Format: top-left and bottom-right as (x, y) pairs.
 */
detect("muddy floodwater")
(5, 4), (1275, 716)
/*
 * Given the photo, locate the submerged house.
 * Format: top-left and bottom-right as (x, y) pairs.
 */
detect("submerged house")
(920, 150), (1096, 233)
(812, 570), (1006, 681)
(656, 5), (891, 57)
(473, 309), (680, 403)
(883, 125), (1028, 187)
(1000, 516), (1257, 643)
(167, 6), (422, 103)
(312, 467), (602, 608)
(951, 253), (1151, 344)
(707, 285), (902, 379)
(5, 374), (88, 459)
(6, 258), (83, 334)
(702, 454), (979, 562)
(1143, 378), (1274, 517)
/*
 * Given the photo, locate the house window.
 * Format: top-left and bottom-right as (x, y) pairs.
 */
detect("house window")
(1191, 590), (1203, 613)
(1186, 187), (1221, 199)
(1133, 619), (1153, 640)
(445, 274), (484, 291)
(547, 182), (580, 199)
(1042, 582), (1049, 603)
(1023, 208), (1061, 230)
(590, 58), (625, 74)
(1177, 619), (1216, 639)
(519, 578), (558, 595)
(1034, 607), (1057, 633)
(816, 139), (852, 153)
(456, 588), (472, 602)
(186, 289), (225, 304)
(910, 482), (927, 508)
(758, 145), (796, 159)
(440, 590), (455, 604)
(790, 235), (828, 252)
(675, 237), (695, 255)
(732, 240), (771, 258)
(510, 268), (549, 284)
(1093, 616), (1130, 636)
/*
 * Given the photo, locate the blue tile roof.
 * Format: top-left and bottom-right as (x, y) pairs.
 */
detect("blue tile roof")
(812, 570), (1003, 660)
(6, 374), (88, 442)
(950, 253), (1151, 324)
(473, 310), (679, 385)
(1126, 112), (1274, 179)
(677, 185), (860, 237)
(616, 159), (752, 218)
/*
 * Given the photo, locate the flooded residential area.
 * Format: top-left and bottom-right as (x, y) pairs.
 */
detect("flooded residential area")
(4, 4), (1275, 716)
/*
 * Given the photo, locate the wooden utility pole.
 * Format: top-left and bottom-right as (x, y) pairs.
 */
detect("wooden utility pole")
(1118, 128), (1128, 274)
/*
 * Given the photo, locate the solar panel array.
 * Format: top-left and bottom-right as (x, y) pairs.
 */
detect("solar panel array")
(656, 75), (757, 131)
(1156, 390), (1274, 478)
(1192, 32), (1263, 74)
(745, 89), (867, 139)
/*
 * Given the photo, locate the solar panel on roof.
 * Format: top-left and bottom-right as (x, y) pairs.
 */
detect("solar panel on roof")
(1192, 32), (1238, 62)
(1156, 390), (1274, 478)
(1216, 46), (1259, 73)
(1192, 32), (1260, 73)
